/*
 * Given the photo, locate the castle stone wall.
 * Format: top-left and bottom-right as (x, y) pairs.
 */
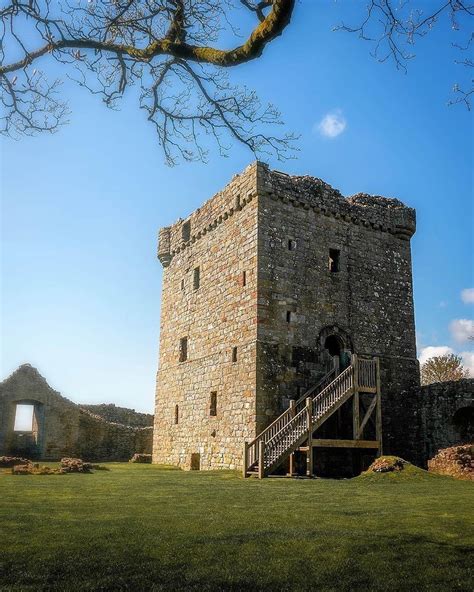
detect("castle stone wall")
(153, 163), (260, 470)
(255, 166), (419, 446)
(389, 379), (474, 467)
(153, 162), (421, 471)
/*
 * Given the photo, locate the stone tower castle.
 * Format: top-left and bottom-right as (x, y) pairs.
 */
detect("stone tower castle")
(153, 162), (419, 473)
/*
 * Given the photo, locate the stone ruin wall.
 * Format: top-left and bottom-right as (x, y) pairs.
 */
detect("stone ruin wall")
(0, 364), (153, 461)
(153, 163), (260, 470)
(80, 403), (153, 428)
(389, 378), (474, 467)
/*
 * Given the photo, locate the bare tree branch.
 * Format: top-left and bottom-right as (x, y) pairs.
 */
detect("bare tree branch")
(336, 0), (474, 109)
(0, 0), (296, 163)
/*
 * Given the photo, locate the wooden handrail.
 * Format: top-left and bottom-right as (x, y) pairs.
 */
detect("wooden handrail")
(262, 364), (354, 471)
(245, 367), (336, 470)
(244, 356), (379, 476)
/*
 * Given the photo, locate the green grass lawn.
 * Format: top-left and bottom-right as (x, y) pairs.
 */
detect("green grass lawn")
(0, 463), (472, 592)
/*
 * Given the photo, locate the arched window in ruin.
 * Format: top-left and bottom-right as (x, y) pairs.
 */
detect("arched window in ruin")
(451, 406), (474, 444)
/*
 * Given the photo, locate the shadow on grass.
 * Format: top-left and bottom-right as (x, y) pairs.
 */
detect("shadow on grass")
(1, 527), (472, 592)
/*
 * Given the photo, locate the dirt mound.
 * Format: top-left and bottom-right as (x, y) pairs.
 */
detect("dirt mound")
(428, 444), (473, 481)
(357, 456), (430, 481)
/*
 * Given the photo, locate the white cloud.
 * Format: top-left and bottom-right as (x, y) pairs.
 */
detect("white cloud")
(460, 351), (474, 377)
(449, 319), (474, 343)
(461, 288), (474, 304)
(316, 110), (347, 138)
(418, 345), (453, 366)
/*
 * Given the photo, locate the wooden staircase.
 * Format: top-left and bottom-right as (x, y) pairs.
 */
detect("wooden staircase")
(243, 355), (381, 478)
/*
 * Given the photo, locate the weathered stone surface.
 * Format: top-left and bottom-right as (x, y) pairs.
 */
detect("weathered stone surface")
(390, 379), (474, 467)
(428, 444), (473, 480)
(153, 162), (420, 471)
(60, 457), (93, 473)
(80, 404), (153, 428)
(0, 364), (153, 461)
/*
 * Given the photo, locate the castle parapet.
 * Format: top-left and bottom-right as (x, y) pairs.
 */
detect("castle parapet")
(259, 166), (416, 240)
(156, 162), (416, 269)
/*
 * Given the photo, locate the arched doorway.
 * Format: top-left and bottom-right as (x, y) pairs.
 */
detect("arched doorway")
(319, 326), (353, 373)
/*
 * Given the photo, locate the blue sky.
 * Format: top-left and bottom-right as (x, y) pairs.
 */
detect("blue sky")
(1, 2), (473, 412)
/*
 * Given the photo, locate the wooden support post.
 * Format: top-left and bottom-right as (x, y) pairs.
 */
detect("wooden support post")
(243, 441), (248, 478)
(288, 400), (296, 476)
(375, 357), (383, 456)
(353, 392), (360, 440)
(258, 440), (265, 479)
(290, 399), (296, 417)
(352, 353), (359, 391)
(352, 353), (360, 439)
(306, 397), (313, 477)
(289, 453), (295, 476)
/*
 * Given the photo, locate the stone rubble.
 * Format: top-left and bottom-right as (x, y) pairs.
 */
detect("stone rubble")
(428, 444), (473, 481)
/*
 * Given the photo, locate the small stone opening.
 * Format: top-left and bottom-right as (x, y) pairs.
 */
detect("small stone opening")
(182, 221), (191, 242)
(193, 266), (200, 290)
(329, 248), (340, 273)
(242, 270), (247, 286)
(232, 347), (238, 363)
(174, 404), (179, 424)
(209, 391), (217, 416)
(190, 453), (201, 470)
(286, 311), (293, 323)
(14, 403), (35, 432)
(179, 337), (188, 362)
(181, 278), (185, 291)
(288, 238), (297, 251)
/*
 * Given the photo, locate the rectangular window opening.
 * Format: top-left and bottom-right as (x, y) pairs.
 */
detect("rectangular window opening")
(179, 337), (188, 362)
(193, 266), (200, 290)
(242, 270), (247, 287)
(286, 311), (293, 323)
(174, 404), (179, 424)
(329, 249), (340, 273)
(14, 404), (34, 432)
(181, 278), (185, 291)
(288, 238), (297, 251)
(232, 346), (238, 363)
(182, 221), (191, 243)
(190, 452), (201, 470)
(209, 391), (217, 416)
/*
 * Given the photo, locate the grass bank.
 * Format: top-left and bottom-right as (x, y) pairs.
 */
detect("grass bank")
(0, 463), (472, 591)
